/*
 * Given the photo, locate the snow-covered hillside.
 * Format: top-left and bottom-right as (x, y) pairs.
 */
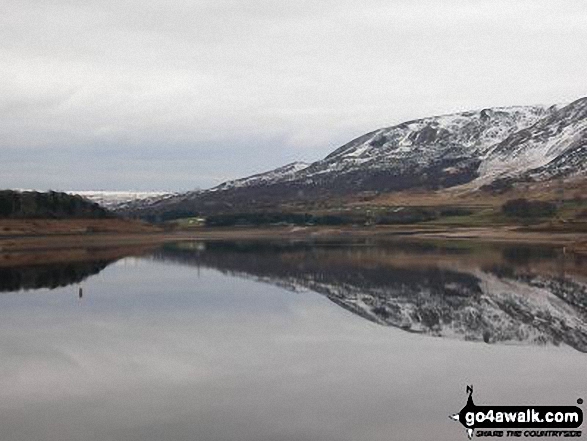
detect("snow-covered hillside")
(479, 98), (587, 183)
(210, 162), (310, 192)
(319, 105), (554, 171)
(205, 104), (561, 194)
(70, 191), (175, 210)
(120, 97), (587, 218)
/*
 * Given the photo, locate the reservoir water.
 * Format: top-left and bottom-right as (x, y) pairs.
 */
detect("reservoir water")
(0, 239), (585, 440)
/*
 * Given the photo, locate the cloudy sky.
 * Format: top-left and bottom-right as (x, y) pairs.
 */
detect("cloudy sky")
(2, 0), (585, 191)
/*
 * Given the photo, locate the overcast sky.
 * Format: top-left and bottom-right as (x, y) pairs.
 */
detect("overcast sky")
(2, 0), (586, 191)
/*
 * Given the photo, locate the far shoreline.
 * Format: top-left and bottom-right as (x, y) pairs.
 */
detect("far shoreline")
(1, 219), (586, 256)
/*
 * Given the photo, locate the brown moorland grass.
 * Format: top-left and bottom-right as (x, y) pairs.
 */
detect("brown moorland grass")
(0, 218), (161, 237)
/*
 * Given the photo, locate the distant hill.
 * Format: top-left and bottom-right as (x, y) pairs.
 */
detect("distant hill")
(69, 191), (175, 210)
(0, 190), (113, 219)
(120, 97), (587, 220)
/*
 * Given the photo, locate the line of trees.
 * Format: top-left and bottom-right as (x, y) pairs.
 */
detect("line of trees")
(0, 190), (112, 219)
(203, 206), (460, 227)
(501, 198), (557, 218)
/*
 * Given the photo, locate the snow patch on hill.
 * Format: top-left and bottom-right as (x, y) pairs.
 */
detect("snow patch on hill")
(210, 161), (311, 192)
(70, 191), (175, 210)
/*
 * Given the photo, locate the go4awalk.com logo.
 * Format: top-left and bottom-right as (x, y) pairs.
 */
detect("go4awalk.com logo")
(450, 386), (583, 439)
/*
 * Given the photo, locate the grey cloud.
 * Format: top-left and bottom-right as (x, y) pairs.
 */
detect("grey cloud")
(1, 0), (585, 189)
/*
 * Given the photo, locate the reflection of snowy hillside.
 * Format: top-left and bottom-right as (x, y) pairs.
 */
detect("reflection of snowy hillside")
(154, 241), (587, 352)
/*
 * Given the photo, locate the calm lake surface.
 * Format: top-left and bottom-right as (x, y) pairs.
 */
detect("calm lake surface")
(0, 239), (585, 441)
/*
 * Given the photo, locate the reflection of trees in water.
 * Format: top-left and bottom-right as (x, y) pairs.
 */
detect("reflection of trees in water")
(0, 261), (111, 292)
(155, 241), (481, 292)
(501, 245), (558, 265)
(155, 241), (587, 353)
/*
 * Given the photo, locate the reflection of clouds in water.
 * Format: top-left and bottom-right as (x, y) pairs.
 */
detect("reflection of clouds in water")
(0, 265), (327, 401)
(113, 257), (149, 267)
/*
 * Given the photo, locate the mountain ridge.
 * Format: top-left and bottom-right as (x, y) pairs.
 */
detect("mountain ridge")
(120, 98), (587, 219)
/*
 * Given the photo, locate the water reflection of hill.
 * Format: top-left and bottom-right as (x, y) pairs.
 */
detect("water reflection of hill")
(0, 245), (156, 292)
(155, 241), (587, 352)
(0, 261), (111, 292)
